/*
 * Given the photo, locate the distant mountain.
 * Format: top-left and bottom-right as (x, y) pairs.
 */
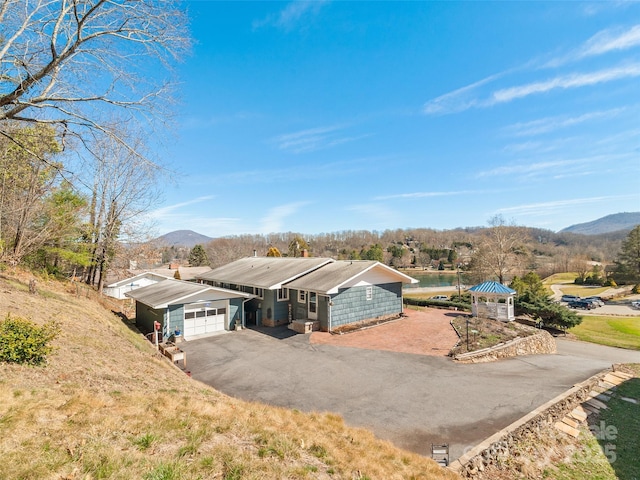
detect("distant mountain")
(560, 212), (640, 235)
(155, 230), (213, 248)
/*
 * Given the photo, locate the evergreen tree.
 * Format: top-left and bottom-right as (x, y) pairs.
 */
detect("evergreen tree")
(188, 244), (209, 267)
(288, 235), (310, 257)
(612, 226), (640, 284)
(510, 272), (581, 331)
(361, 244), (384, 262)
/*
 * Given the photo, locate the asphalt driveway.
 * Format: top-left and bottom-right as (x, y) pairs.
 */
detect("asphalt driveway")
(179, 310), (640, 460)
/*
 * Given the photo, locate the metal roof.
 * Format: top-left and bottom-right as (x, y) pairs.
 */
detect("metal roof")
(468, 281), (516, 295)
(284, 260), (418, 294)
(197, 257), (334, 289)
(125, 279), (251, 309)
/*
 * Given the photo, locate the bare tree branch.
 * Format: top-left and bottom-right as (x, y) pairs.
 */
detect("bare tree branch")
(0, 0), (191, 162)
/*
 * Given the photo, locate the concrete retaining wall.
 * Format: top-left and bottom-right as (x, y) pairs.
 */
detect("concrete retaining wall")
(453, 330), (556, 363)
(448, 369), (610, 477)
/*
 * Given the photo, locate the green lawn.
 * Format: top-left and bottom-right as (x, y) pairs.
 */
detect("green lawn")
(544, 367), (640, 480)
(542, 273), (615, 298)
(570, 316), (640, 350)
(599, 377), (640, 480)
(543, 273), (578, 285)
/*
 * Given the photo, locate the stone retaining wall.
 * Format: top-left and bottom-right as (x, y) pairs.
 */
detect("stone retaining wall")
(448, 369), (610, 477)
(453, 330), (556, 363)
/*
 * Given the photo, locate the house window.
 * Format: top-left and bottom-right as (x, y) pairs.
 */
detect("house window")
(366, 286), (373, 301)
(298, 290), (307, 303)
(254, 287), (263, 299)
(277, 288), (289, 301)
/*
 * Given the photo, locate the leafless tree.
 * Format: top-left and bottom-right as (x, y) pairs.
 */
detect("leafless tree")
(81, 128), (163, 291)
(0, 0), (190, 160)
(469, 215), (530, 284)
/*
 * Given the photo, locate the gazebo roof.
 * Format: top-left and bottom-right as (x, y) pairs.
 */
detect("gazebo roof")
(468, 280), (516, 295)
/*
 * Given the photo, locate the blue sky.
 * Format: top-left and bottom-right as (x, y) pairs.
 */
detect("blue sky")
(148, 1), (640, 238)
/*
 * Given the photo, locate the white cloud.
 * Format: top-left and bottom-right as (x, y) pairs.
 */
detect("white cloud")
(259, 202), (309, 234)
(503, 107), (626, 137)
(477, 157), (602, 177)
(496, 195), (636, 217)
(374, 190), (479, 201)
(253, 1), (330, 30)
(148, 195), (215, 218)
(422, 73), (503, 115)
(544, 24), (640, 67)
(272, 125), (370, 153)
(580, 24), (640, 57)
(423, 24), (640, 115)
(477, 152), (633, 180)
(491, 63), (640, 104)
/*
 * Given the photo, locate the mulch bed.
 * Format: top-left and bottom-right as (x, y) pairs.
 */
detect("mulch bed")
(449, 316), (538, 355)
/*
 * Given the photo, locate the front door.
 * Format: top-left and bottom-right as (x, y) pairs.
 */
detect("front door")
(308, 292), (317, 320)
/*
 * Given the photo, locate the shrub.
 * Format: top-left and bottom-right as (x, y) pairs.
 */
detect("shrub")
(0, 314), (60, 365)
(403, 297), (470, 311)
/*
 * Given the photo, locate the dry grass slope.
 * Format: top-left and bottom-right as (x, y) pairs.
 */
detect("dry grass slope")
(0, 269), (459, 480)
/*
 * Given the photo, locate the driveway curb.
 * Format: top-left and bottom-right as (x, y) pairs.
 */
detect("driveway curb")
(448, 367), (614, 476)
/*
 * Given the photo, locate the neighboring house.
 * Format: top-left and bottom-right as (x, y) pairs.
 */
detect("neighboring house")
(129, 266), (213, 282)
(104, 272), (171, 300)
(197, 257), (418, 332)
(125, 279), (254, 341)
(468, 280), (516, 322)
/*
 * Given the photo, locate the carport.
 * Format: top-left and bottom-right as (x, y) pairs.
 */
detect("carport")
(126, 278), (254, 341)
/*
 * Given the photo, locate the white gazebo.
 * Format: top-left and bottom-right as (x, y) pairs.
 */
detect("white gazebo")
(468, 280), (516, 322)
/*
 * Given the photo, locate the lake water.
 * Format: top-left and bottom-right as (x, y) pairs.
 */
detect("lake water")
(403, 272), (462, 289)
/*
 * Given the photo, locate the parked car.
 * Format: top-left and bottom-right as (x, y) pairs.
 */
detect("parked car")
(568, 300), (596, 310)
(431, 295), (449, 301)
(583, 296), (604, 307)
(561, 294), (580, 303)
(632, 300), (640, 310)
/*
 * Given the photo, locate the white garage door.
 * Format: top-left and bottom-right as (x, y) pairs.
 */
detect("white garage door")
(183, 304), (226, 339)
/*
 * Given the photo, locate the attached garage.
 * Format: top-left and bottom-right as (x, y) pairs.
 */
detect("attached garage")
(126, 279), (253, 342)
(183, 301), (227, 338)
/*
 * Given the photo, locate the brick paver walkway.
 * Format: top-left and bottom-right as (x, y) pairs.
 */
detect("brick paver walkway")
(310, 308), (461, 356)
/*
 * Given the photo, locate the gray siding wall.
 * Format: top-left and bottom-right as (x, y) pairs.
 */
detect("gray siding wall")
(318, 295), (329, 330)
(288, 289), (329, 327)
(289, 289), (306, 320)
(263, 290), (276, 322)
(261, 289), (289, 322)
(229, 298), (243, 329)
(329, 282), (402, 329)
(167, 304), (185, 338)
(274, 291), (290, 321)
